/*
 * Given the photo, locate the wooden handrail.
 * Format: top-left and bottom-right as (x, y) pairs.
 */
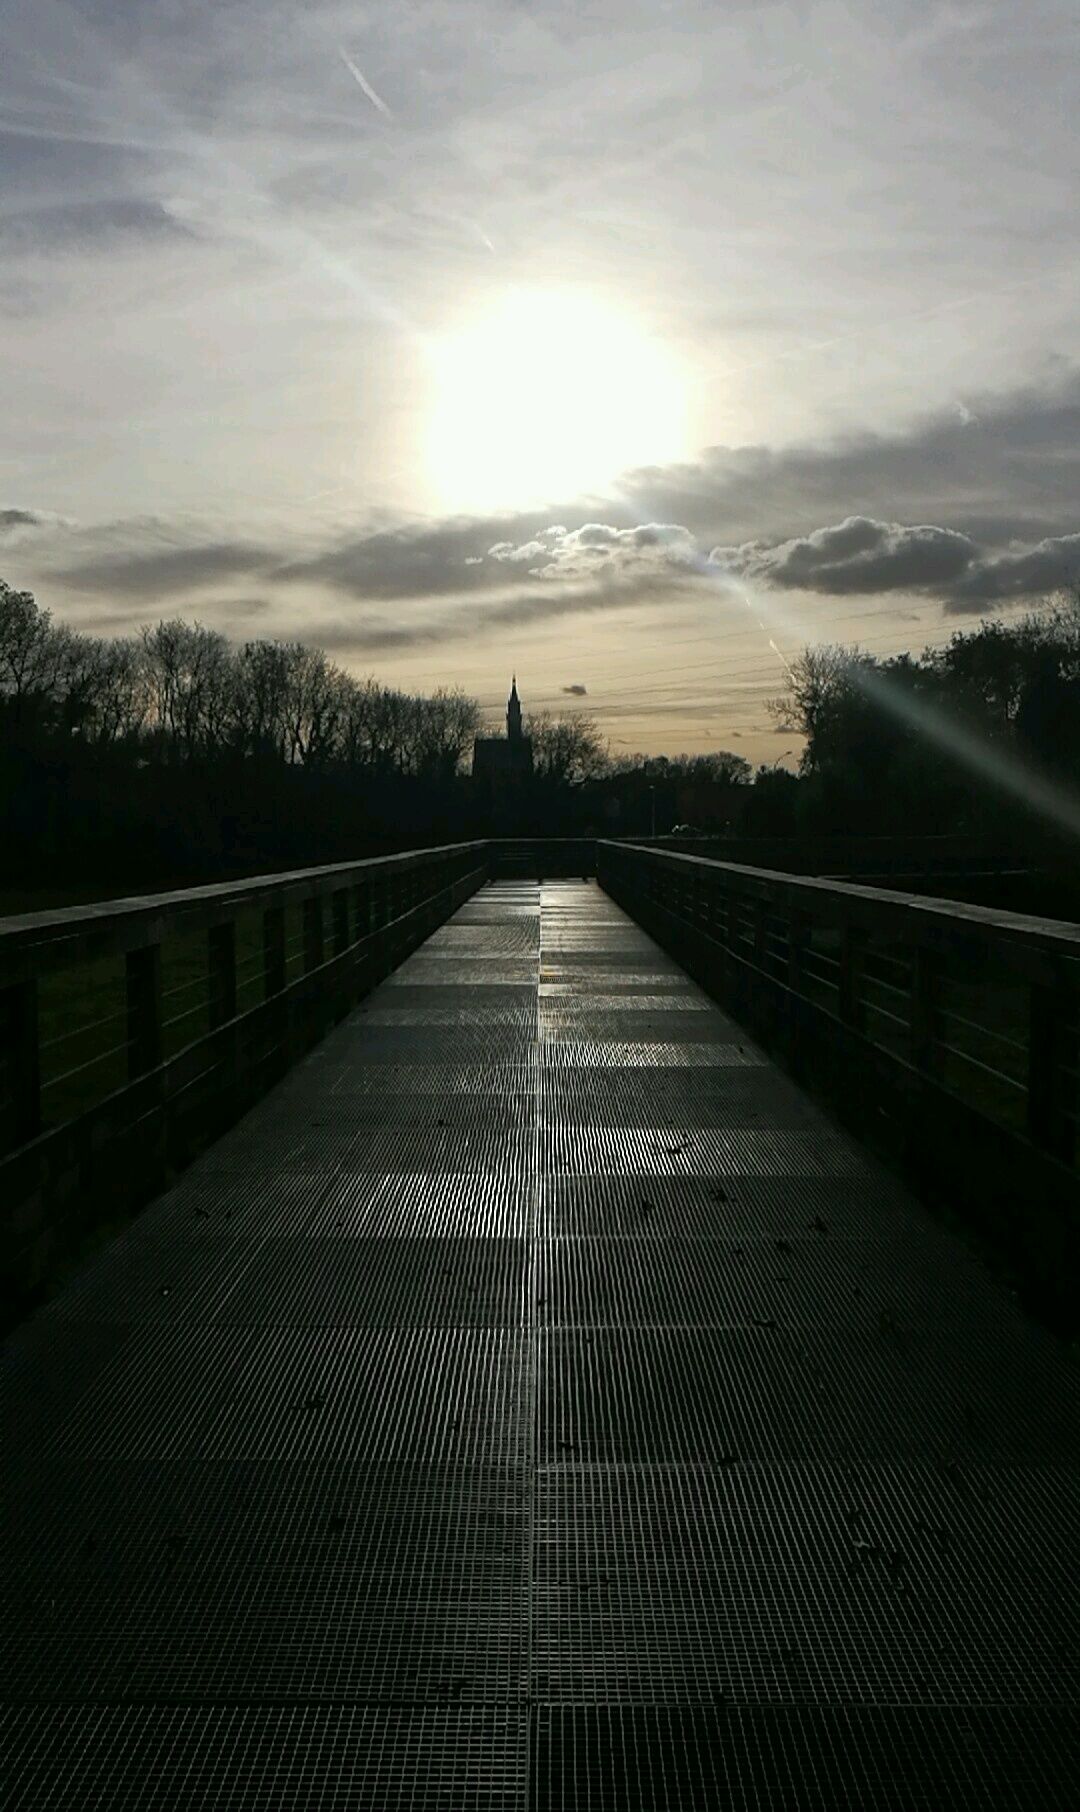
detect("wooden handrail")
(0, 841), (489, 983)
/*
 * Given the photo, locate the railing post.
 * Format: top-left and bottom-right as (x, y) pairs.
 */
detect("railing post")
(838, 925), (865, 1032)
(263, 905), (286, 998)
(1028, 982), (1076, 1163)
(701, 872), (716, 939)
(208, 921), (237, 1028)
(753, 898), (769, 973)
(419, 863), (435, 930)
(354, 880), (370, 941)
(726, 888), (740, 960)
(331, 888), (350, 957)
(303, 897), (324, 973)
(126, 943), (162, 1079)
(910, 945), (937, 1076)
(787, 906), (806, 993)
(2, 978), (42, 1149)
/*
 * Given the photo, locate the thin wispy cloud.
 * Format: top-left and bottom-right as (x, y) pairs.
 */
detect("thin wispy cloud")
(337, 48), (393, 118)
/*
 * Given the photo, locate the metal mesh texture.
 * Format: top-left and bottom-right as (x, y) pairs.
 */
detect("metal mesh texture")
(5, 881), (1078, 1808)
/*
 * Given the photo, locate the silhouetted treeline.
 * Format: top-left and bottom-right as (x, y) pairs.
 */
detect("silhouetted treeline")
(0, 578), (778, 884)
(766, 590), (1080, 845)
(1, 581), (482, 888)
(6, 574), (1077, 895)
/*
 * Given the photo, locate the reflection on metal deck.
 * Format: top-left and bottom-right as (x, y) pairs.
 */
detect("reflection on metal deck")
(4, 882), (1079, 1807)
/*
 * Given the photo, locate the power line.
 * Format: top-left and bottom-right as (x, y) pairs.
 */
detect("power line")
(476, 624), (953, 713)
(404, 595), (1016, 699)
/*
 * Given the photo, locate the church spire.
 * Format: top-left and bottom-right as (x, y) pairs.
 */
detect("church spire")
(507, 674), (523, 743)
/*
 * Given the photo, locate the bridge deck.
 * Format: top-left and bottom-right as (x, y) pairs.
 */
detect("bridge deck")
(4, 881), (1079, 1808)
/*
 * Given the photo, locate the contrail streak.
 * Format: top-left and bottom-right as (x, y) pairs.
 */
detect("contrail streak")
(768, 637), (795, 680)
(338, 49), (393, 117)
(465, 219), (496, 253)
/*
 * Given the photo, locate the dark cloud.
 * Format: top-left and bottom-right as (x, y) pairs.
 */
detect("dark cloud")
(57, 541), (269, 597)
(1, 507), (46, 536)
(1, 197), (195, 254)
(619, 368), (1080, 550)
(279, 516), (539, 600)
(274, 517), (710, 634)
(943, 533), (1080, 612)
(72, 593), (274, 635)
(184, 594), (272, 620)
(712, 517), (976, 595)
(709, 513), (1080, 610)
(562, 683), (588, 695)
(474, 573), (698, 631)
(303, 569), (696, 656)
(310, 614), (467, 654)
(1, 506), (69, 548)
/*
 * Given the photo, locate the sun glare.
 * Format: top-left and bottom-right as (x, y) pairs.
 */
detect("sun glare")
(425, 287), (687, 514)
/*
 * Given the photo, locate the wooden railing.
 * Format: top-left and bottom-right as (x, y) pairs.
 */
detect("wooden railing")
(5, 836), (1078, 1322)
(598, 840), (1080, 1314)
(1, 843), (487, 1314)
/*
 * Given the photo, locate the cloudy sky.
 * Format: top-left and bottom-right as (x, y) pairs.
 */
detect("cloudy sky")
(2, 0), (1077, 761)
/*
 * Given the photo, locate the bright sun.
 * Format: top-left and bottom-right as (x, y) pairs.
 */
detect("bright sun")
(426, 287), (687, 514)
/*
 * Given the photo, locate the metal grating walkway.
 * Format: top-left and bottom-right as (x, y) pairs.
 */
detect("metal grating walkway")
(4, 881), (1079, 1808)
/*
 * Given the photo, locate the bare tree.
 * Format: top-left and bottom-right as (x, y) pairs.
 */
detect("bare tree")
(0, 582), (66, 724)
(141, 619), (235, 759)
(527, 710), (607, 784)
(410, 687), (481, 780)
(229, 640), (292, 759)
(51, 632), (148, 744)
(87, 638), (151, 744)
(766, 644), (867, 767)
(278, 644), (346, 767)
(364, 681), (415, 777)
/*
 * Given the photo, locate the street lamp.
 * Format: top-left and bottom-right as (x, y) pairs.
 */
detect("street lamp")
(649, 784), (656, 838)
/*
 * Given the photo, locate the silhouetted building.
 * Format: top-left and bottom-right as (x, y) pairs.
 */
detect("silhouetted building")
(472, 677), (534, 799)
(471, 677), (532, 782)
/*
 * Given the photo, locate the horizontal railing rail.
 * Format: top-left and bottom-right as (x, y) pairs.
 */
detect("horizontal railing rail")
(1, 842), (488, 1317)
(486, 838), (596, 878)
(642, 831), (1029, 877)
(597, 840), (1080, 1314)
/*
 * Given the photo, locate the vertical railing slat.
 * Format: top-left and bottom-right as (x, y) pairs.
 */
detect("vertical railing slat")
(910, 945), (937, 1076)
(303, 897), (324, 973)
(2, 977), (42, 1149)
(126, 944), (163, 1078)
(1028, 981), (1076, 1163)
(838, 925), (865, 1031)
(208, 921), (237, 1029)
(263, 906), (286, 998)
(332, 889), (350, 957)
